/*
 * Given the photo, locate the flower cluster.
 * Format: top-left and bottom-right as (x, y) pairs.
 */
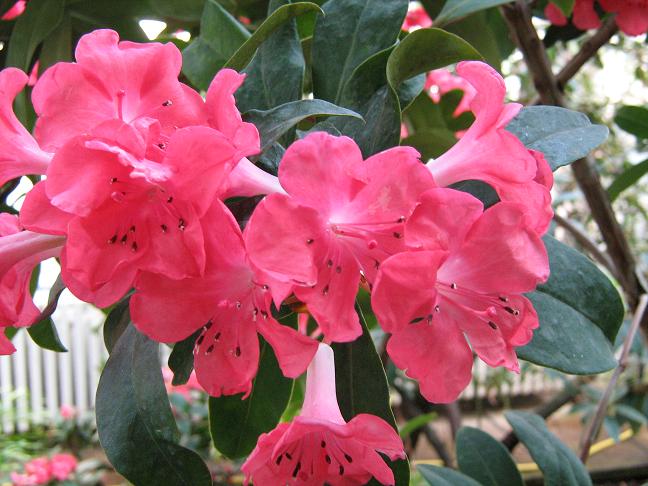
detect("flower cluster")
(0, 30), (552, 485)
(545, 0), (648, 36)
(10, 454), (77, 486)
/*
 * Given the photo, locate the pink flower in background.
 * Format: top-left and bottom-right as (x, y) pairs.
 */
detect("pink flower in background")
(425, 69), (476, 117)
(402, 4), (432, 31)
(245, 132), (435, 342)
(600, 0), (648, 36)
(544, 1), (601, 31)
(50, 454), (77, 481)
(372, 188), (549, 403)
(162, 367), (203, 401)
(132, 201), (317, 397)
(427, 61), (553, 235)
(0, 214), (64, 353)
(242, 342), (405, 486)
(0, 68), (51, 188)
(1, 0), (26, 20)
(59, 404), (77, 420)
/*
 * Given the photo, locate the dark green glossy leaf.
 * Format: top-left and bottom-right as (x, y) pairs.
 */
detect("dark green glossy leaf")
(102, 297), (131, 354)
(615, 105), (648, 140)
(434, 0), (513, 26)
(506, 106), (609, 171)
(245, 99), (363, 150)
(403, 129), (457, 160)
(456, 427), (523, 486)
(27, 275), (67, 352)
(146, 0), (206, 21)
(419, 465), (482, 486)
(505, 411), (592, 486)
(38, 13), (72, 71)
(182, 0), (251, 90)
(225, 2), (322, 71)
(607, 158), (648, 202)
(332, 304), (409, 486)
(96, 325), (211, 486)
(449, 180), (499, 208)
(312, 0), (408, 103)
(235, 0), (306, 113)
(519, 236), (623, 374)
(209, 339), (292, 458)
(386, 28), (482, 91)
(168, 330), (200, 386)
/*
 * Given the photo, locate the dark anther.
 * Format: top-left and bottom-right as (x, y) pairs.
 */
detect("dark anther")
(344, 454), (353, 463)
(504, 306), (519, 316)
(160, 224), (168, 233)
(196, 334), (205, 345)
(110, 177), (117, 183)
(178, 218), (186, 231)
(374, 260), (380, 270)
(306, 238), (314, 245)
(214, 332), (221, 341)
(129, 225), (136, 233)
(397, 216), (406, 223)
(108, 235), (117, 244)
(321, 441), (326, 448)
(327, 259), (333, 267)
(162, 100), (173, 106)
(426, 314), (433, 323)
(285, 453), (292, 460)
(322, 285), (329, 295)
(325, 455), (331, 464)
(120, 234), (128, 244)
(253, 308), (259, 316)
(235, 301), (242, 309)
(235, 346), (241, 357)
(275, 455), (283, 465)
(499, 296), (508, 302)
(336, 266), (342, 274)
(262, 284), (269, 290)
(488, 321), (498, 330)
(260, 310), (268, 319)
(292, 462), (301, 478)
(157, 143), (166, 149)
(205, 320), (213, 330)
(434, 305), (441, 312)
(206, 344), (214, 354)
(450, 283), (458, 289)
(393, 232), (402, 239)
(167, 196), (174, 203)
(131, 242), (138, 252)
(339, 465), (344, 475)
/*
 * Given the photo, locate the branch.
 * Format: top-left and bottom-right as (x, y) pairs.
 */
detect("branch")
(501, 1), (643, 309)
(579, 294), (648, 463)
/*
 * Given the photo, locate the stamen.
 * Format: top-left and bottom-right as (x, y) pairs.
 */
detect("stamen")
(178, 219), (186, 231)
(488, 321), (498, 330)
(167, 196), (174, 203)
(160, 224), (168, 233)
(393, 232), (402, 239)
(129, 225), (136, 233)
(285, 453), (292, 460)
(206, 344), (214, 354)
(339, 465), (344, 475)
(322, 285), (329, 296)
(235, 346), (241, 357)
(157, 143), (166, 150)
(325, 455), (331, 464)
(108, 235), (117, 244)
(110, 177), (117, 184)
(196, 334), (205, 345)
(131, 242), (138, 252)
(327, 259), (333, 267)
(120, 234), (128, 245)
(504, 306), (519, 316)
(336, 266), (342, 274)
(306, 238), (314, 245)
(321, 441), (326, 448)
(205, 320), (213, 330)
(450, 283), (458, 289)
(499, 296), (508, 302)
(214, 332), (221, 341)
(162, 99), (173, 107)
(292, 462), (301, 478)
(434, 305), (441, 312)
(275, 455), (283, 465)
(344, 454), (353, 463)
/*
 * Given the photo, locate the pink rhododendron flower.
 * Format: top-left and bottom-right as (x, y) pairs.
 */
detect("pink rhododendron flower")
(18, 458), (51, 485)
(245, 132), (435, 342)
(59, 404), (77, 420)
(0, 68), (51, 187)
(162, 367), (203, 400)
(600, 0), (648, 36)
(31, 29), (207, 152)
(427, 61), (553, 235)
(1, 0), (26, 20)
(0, 214), (64, 354)
(402, 4), (432, 31)
(545, 1), (601, 31)
(50, 454), (77, 481)
(425, 69), (476, 117)
(21, 119), (238, 307)
(242, 342), (405, 485)
(372, 188), (549, 403)
(132, 200), (317, 397)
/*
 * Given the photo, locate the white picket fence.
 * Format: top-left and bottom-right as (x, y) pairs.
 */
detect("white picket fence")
(0, 263), (560, 433)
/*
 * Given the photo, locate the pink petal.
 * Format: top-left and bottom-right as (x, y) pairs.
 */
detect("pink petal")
(256, 317), (318, 379)
(20, 181), (72, 235)
(223, 157), (286, 198)
(300, 343), (346, 423)
(0, 329), (16, 355)
(347, 414), (406, 459)
(387, 320), (473, 403)
(572, 0), (601, 30)
(545, 3), (568, 25)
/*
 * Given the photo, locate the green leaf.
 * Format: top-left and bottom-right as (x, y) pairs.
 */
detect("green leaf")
(615, 105), (648, 140)
(235, 0), (306, 113)
(182, 0), (251, 90)
(96, 324), (212, 486)
(209, 338), (292, 458)
(399, 412), (437, 438)
(332, 304), (409, 486)
(386, 28), (482, 91)
(607, 158), (648, 202)
(519, 235), (623, 374)
(456, 427), (524, 486)
(312, 0), (408, 104)
(434, 0), (514, 27)
(505, 411), (592, 486)
(27, 275), (67, 352)
(102, 297), (131, 354)
(615, 404), (648, 425)
(225, 2), (323, 71)
(168, 330), (200, 386)
(245, 99), (363, 150)
(38, 12), (72, 71)
(506, 106), (609, 171)
(418, 465), (482, 486)
(146, 0), (206, 21)
(402, 129), (457, 160)
(552, 0), (576, 16)
(449, 180), (500, 208)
